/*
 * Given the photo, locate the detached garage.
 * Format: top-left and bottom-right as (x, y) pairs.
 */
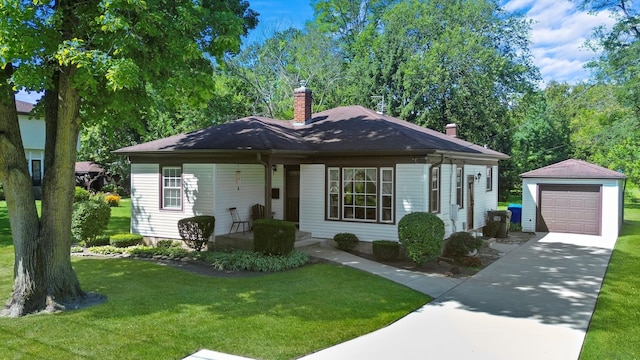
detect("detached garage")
(521, 159), (626, 238)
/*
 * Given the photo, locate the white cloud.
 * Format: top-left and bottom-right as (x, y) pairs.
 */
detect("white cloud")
(504, 0), (616, 85)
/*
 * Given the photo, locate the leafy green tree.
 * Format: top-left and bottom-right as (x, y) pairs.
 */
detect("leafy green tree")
(0, 0), (257, 317)
(78, 72), (253, 184)
(510, 86), (571, 173)
(311, 0), (396, 58)
(579, 0), (640, 184)
(227, 26), (344, 119)
(343, 0), (539, 151)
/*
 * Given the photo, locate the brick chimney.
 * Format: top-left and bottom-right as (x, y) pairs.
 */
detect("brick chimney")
(293, 81), (312, 126)
(445, 123), (458, 138)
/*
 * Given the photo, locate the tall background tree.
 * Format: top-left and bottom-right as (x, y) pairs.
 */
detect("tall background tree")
(0, 0), (257, 317)
(579, 0), (639, 184)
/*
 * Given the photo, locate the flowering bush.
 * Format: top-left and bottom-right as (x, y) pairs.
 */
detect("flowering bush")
(105, 194), (121, 207)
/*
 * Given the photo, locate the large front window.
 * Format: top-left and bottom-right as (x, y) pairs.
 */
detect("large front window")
(327, 167), (394, 223)
(162, 166), (182, 209)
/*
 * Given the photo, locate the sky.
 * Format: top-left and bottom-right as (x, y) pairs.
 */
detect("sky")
(16, 0), (615, 104)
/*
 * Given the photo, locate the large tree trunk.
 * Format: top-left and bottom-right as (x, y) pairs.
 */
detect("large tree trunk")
(39, 67), (85, 304)
(0, 65), (48, 316)
(0, 65), (99, 317)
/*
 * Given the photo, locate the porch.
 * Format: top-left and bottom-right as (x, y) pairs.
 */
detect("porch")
(210, 230), (318, 252)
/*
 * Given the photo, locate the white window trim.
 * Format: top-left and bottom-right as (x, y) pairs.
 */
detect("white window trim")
(162, 166), (182, 210)
(430, 166), (440, 213)
(456, 167), (463, 208)
(326, 166), (394, 224)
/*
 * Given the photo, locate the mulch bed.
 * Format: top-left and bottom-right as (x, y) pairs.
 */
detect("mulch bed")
(75, 232), (534, 279)
(351, 232), (535, 278)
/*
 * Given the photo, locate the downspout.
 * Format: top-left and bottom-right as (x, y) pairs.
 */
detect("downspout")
(622, 178), (627, 233)
(257, 153), (272, 218)
(449, 158), (456, 233)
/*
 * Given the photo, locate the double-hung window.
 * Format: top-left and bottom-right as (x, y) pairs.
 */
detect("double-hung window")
(456, 167), (463, 208)
(162, 166), (182, 209)
(430, 166), (440, 213)
(327, 167), (394, 223)
(486, 166), (493, 191)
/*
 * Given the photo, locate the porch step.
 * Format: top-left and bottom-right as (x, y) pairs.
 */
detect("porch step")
(294, 238), (322, 248)
(295, 231), (312, 242)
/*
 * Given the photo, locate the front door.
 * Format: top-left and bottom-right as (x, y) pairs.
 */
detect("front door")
(285, 165), (300, 223)
(467, 176), (475, 230)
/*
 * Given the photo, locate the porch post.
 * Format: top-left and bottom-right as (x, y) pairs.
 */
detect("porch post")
(265, 161), (272, 218)
(257, 153), (272, 218)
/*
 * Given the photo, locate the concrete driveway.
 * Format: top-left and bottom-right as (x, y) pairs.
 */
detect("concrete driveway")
(299, 232), (617, 360)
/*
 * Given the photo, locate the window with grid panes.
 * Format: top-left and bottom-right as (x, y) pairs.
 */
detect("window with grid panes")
(162, 167), (182, 209)
(486, 166), (493, 191)
(327, 167), (394, 223)
(430, 166), (440, 213)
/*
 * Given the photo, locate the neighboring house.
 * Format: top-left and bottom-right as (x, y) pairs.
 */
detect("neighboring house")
(114, 85), (509, 243)
(16, 100), (83, 198)
(521, 159), (626, 238)
(17, 100), (45, 195)
(75, 161), (107, 192)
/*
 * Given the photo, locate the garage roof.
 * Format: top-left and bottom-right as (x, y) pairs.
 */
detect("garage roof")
(520, 158), (626, 179)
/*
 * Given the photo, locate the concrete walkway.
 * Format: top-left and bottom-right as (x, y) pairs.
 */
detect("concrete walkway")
(299, 232), (617, 360)
(300, 242), (466, 298)
(185, 232), (616, 360)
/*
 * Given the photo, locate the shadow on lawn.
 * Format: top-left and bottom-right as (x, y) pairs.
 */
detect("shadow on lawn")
(72, 258), (418, 323)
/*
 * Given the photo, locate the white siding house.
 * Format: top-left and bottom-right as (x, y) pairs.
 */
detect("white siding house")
(17, 101), (45, 187)
(117, 87), (508, 245)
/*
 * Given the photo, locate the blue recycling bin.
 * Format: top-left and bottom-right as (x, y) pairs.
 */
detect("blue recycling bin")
(508, 204), (522, 224)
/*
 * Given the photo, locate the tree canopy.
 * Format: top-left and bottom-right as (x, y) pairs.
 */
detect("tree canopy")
(0, 0), (257, 317)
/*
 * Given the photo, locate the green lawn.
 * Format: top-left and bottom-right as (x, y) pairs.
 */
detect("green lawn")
(580, 186), (640, 359)
(0, 199), (429, 360)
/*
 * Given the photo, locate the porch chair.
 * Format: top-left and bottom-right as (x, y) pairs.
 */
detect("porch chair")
(251, 203), (266, 222)
(228, 207), (249, 234)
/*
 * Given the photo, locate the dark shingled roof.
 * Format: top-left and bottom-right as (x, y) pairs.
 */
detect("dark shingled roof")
(520, 159), (626, 179)
(114, 105), (508, 159)
(75, 161), (105, 174)
(16, 100), (34, 114)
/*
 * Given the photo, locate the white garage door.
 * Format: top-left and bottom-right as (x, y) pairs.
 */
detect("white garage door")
(537, 184), (601, 235)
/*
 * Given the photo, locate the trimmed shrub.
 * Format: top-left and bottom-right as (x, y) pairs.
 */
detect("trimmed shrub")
(333, 233), (359, 251)
(177, 215), (215, 252)
(72, 199), (111, 243)
(372, 240), (400, 261)
(253, 218), (296, 256)
(110, 233), (143, 248)
(129, 245), (191, 259)
(442, 232), (483, 258)
(157, 239), (179, 248)
(74, 186), (90, 202)
(0, 183), (4, 201)
(105, 194), (121, 207)
(200, 249), (309, 272)
(483, 221), (500, 237)
(102, 184), (127, 197)
(398, 212), (445, 266)
(81, 234), (111, 247)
